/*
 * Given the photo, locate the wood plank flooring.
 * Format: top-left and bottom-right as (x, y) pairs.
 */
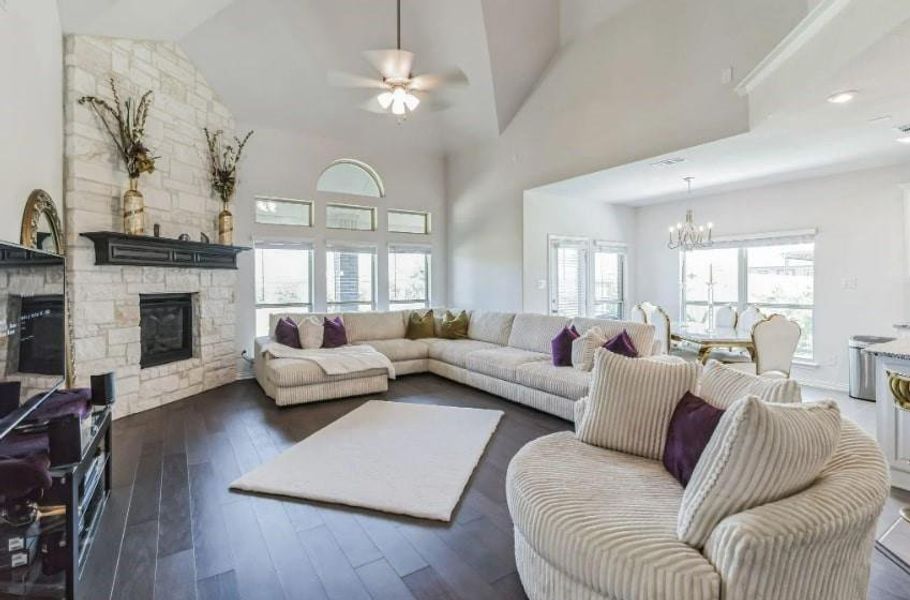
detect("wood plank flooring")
(79, 374), (910, 600)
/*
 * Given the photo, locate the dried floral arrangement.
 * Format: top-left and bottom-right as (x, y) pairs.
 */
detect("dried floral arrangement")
(204, 128), (254, 203)
(78, 78), (157, 179)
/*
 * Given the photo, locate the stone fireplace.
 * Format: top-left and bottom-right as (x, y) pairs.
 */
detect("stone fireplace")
(63, 35), (239, 418)
(139, 293), (195, 368)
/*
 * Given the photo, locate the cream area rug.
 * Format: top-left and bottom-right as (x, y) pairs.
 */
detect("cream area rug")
(230, 400), (503, 521)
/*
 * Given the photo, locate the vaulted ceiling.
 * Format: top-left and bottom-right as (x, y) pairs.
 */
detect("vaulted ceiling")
(62, 0), (632, 154)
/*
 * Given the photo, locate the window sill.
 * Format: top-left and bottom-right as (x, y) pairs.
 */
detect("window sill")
(792, 359), (819, 368)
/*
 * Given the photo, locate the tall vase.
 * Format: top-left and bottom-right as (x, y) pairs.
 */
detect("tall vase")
(218, 198), (233, 245)
(123, 177), (145, 236)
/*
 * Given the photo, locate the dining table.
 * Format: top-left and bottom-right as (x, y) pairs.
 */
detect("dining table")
(670, 322), (754, 364)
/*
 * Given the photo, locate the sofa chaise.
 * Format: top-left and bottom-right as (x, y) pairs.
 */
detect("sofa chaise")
(254, 309), (656, 420)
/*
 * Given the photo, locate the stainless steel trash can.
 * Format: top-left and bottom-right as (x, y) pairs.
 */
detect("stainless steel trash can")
(848, 335), (895, 401)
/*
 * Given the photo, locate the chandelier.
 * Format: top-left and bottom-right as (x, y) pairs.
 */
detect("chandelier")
(667, 178), (713, 250)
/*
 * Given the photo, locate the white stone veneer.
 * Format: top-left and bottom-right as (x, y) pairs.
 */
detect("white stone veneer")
(63, 35), (238, 418)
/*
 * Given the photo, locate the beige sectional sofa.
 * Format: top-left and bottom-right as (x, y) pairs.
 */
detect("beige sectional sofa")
(254, 309), (656, 420)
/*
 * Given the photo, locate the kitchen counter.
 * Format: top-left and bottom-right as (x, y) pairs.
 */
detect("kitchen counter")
(864, 338), (910, 360)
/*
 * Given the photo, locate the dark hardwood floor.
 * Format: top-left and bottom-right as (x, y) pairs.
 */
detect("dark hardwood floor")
(80, 374), (910, 600)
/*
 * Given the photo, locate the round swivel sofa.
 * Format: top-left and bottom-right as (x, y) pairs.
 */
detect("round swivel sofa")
(506, 397), (890, 600)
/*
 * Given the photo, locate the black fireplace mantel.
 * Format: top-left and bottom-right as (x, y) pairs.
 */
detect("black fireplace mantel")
(81, 231), (249, 269)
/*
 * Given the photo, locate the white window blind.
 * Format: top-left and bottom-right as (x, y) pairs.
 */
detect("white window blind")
(254, 242), (314, 336)
(388, 210), (431, 234)
(326, 204), (376, 231)
(255, 197), (313, 226)
(326, 244), (376, 312)
(389, 244), (431, 310)
(549, 237), (588, 317)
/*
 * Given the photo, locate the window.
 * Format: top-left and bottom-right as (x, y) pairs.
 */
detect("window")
(681, 248), (740, 324)
(254, 243), (313, 336)
(746, 243), (814, 359)
(326, 245), (376, 312)
(389, 245), (431, 310)
(680, 235), (815, 359)
(592, 244), (626, 319)
(255, 197), (312, 226)
(549, 237), (588, 317)
(326, 204), (377, 231)
(317, 159), (385, 198)
(548, 237), (627, 318)
(388, 210), (431, 234)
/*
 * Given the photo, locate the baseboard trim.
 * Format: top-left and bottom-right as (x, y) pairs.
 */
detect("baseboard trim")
(793, 376), (848, 393)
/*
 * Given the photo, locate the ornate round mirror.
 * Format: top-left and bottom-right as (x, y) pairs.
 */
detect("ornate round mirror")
(20, 189), (64, 255)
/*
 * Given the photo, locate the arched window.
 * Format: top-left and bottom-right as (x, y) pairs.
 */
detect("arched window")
(316, 159), (385, 198)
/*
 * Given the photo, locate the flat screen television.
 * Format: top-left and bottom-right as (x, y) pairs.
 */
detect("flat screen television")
(0, 240), (65, 432)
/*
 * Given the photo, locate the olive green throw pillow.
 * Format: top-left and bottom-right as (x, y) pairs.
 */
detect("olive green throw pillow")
(441, 310), (470, 339)
(406, 310), (435, 339)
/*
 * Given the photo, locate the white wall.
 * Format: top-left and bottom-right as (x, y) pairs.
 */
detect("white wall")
(634, 162), (910, 389)
(0, 0), (63, 244)
(523, 191), (636, 314)
(446, 0), (806, 311)
(234, 127), (447, 372)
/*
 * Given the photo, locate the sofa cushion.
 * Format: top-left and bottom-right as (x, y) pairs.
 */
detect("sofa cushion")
(322, 316), (348, 348)
(678, 397), (842, 548)
(354, 339), (430, 362)
(571, 326), (607, 371)
(265, 358), (387, 387)
(550, 325), (579, 366)
(516, 362), (591, 400)
(465, 347), (550, 383)
(697, 360), (802, 408)
(342, 311), (407, 342)
(296, 316), (324, 349)
(663, 392), (725, 487)
(406, 310), (435, 339)
(440, 310), (470, 339)
(572, 317), (657, 358)
(275, 317), (301, 348)
(603, 329), (639, 358)
(425, 339), (501, 368)
(577, 350), (700, 460)
(507, 313), (569, 354)
(467, 311), (516, 345)
(507, 432), (720, 600)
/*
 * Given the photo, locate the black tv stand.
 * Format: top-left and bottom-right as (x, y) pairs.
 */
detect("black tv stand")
(0, 373), (115, 600)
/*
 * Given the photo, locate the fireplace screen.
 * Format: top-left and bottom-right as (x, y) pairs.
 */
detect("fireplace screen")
(139, 293), (193, 368)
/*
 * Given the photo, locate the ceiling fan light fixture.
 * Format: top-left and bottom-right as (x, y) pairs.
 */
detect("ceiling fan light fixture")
(391, 99), (406, 115)
(404, 92), (420, 111)
(377, 91), (394, 109)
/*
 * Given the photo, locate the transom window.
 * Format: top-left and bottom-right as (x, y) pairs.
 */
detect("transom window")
(255, 197), (313, 227)
(680, 234), (815, 359)
(254, 243), (314, 336)
(317, 159), (385, 198)
(326, 245), (377, 312)
(548, 236), (626, 319)
(388, 209), (431, 234)
(389, 245), (431, 310)
(326, 203), (377, 231)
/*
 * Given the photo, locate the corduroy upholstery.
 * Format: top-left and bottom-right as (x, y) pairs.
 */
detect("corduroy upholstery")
(255, 311), (655, 416)
(509, 407), (888, 600)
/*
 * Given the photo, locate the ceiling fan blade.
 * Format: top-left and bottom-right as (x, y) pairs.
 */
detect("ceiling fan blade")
(359, 96), (392, 114)
(410, 90), (452, 112)
(328, 70), (388, 90)
(409, 69), (468, 92)
(363, 49), (415, 80)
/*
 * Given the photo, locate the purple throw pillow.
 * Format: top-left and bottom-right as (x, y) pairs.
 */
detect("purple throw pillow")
(663, 392), (726, 487)
(322, 316), (348, 348)
(275, 317), (301, 348)
(603, 329), (638, 358)
(551, 325), (579, 367)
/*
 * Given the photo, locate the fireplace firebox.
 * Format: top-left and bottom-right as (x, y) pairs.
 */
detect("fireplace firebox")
(139, 293), (194, 368)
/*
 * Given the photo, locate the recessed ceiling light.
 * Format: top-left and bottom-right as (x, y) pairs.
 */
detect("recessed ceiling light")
(898, 136), (910, 145)
(827, 90), (858, 104)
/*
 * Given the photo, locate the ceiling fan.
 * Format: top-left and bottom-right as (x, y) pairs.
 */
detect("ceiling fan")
(328, 0), (468, 118)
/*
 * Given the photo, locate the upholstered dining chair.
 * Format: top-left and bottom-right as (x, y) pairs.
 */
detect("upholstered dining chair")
(632, 302), (672, 355)
(736, 305), (765, 336)
(729, 314), (802, 377)
(714, 305), (737, 329)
